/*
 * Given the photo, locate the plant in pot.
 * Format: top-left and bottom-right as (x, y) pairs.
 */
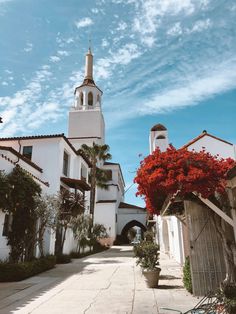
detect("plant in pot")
(134, 240), (161, 288)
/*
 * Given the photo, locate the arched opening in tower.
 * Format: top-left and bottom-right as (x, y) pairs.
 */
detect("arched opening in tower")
(88, 92), (93, 106)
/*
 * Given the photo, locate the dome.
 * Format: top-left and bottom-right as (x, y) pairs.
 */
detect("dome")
(151, 123), (167, 131)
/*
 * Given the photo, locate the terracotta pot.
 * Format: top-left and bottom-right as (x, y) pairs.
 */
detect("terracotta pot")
(142, 268), (161, 288)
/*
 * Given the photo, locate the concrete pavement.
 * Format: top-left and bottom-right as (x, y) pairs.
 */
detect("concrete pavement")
(0, 246), (199, 314)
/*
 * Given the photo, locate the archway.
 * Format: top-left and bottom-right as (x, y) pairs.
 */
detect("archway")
(120, 220), (147, 244)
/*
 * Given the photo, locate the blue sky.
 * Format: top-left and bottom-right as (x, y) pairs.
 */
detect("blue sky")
(0, 0), (236, 206)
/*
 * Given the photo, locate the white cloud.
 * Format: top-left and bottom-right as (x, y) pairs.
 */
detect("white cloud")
(50, 56), (61, 63)
(0, 67), (53, 136)
(117, 21), (127, 31)
(101, 38), (109, 48)
(91, 8), (99, 14)
(136, 61), (236, 115)
(95, 43), (142, 80)
(2, 81), (8, 86)
(167, 22), (183, 36)
(23, 42), (33, 52)
(75, 17), (93, 29)
(130, 0), (197, 47)
(57, 50), (69, 56)
(187, 18), (211, 33)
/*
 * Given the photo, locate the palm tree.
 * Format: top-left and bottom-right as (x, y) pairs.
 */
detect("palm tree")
(80, 143), (112, 224)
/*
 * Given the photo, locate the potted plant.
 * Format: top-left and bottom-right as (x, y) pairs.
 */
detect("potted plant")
(134, 240), (161, 288)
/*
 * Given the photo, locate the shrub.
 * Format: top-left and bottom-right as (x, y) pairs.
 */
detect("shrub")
(0, 255), (56, 282)
(134, 240), (160, 270)
(183, 256), (192, 293)
(56, 254), (71, 264)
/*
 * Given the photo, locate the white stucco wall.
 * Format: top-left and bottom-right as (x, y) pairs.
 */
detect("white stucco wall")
(117, 208), (146, 235)
(187, 136), (236, 159)
(94, 202), (117, 241)
(68, 109), (105, 143)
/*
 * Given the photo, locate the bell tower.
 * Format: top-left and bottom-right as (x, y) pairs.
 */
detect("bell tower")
(68, 48), (105, 149)
(149, 123), (169, 153)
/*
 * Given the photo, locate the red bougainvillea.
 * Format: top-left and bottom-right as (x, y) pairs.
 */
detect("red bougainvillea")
(134, 146), (234, 215)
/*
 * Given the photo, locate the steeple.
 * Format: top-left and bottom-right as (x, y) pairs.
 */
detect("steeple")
(84, 47), (93, 82)
(69, 47), (105, 145)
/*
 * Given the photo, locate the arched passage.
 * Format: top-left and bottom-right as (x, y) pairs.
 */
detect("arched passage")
(120, 220), (147, 244)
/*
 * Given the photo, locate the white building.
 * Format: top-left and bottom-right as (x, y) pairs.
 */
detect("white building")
(0, 48), (145, 260)
(150, 124), (236, 265)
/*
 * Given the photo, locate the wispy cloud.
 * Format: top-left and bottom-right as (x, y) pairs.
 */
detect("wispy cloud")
(0, 67), (54, 136)
(75, 17), (93, 29)
(95, 43), (142, 80)
(105, 59), (236, 129)
(23, 42), (33, 52)
(50, 56), (60, 63)
(57, 50), (69, 56)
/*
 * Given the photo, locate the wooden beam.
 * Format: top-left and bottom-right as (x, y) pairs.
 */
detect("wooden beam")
(193, 193), (234, 227)
(161, 190), (180, 216)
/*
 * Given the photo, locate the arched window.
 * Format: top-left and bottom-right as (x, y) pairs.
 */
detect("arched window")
(88, 92), (93, 106)
(80, 92), (84, 106)
(97, 94), (100, 103)
(156, 135), (166, 139)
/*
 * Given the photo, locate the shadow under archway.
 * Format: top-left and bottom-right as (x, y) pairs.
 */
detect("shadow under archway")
(118, 220), (147, 244)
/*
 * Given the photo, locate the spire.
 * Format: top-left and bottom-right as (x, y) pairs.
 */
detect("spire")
(84, 46), (93, 81)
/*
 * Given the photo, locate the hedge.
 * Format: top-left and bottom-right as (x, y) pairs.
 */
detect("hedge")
(183, 256), (192, 293)
(0, 255), (56, 282)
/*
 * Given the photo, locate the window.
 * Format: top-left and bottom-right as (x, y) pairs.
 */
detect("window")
(156, 135), (166, 139)
(88, 92), (93, 106)
(63, 151), (69, 176)
(22, 146), (33, 160)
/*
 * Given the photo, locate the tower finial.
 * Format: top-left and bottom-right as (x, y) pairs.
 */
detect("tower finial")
(85, 41), (93, 80)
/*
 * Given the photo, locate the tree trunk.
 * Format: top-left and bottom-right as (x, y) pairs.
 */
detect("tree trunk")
(90, 161), (96, 225)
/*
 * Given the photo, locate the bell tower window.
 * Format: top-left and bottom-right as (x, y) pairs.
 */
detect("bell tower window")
(80, 92), (84, 106)
(88, 92), (93, 106)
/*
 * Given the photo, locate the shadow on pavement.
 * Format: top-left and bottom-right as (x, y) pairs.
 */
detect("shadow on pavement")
(0, 246), (133, 314)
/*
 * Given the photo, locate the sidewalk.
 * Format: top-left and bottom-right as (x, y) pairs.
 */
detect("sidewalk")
(0, 246), (199, 313)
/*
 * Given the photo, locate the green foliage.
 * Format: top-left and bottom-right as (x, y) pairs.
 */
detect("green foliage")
(183, 256), (192, 293)
(56, 254), (71, 264)
(80, 143), (112, 222)
(92, 223), (108, 239)
(0, 170), (11, 210)
(34, 194), (58, 257)
(144, 230), (155, 242)
(0, 256), (56, 282)
(0, 166), (41, 262)
(134, 240), (160, 270)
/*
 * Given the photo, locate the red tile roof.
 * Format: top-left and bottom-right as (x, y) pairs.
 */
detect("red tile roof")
(119, 202), (146, 210)
(182, 131), (233, 149)
(0, 146), (43, 172)
(74, 78), (103, 94)
(0, 133), (92, 167)
(0, 133), (64, 141)
(151, 124), (167, 131)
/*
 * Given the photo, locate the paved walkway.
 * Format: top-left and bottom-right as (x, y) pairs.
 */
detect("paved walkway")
(0, 246), (199, 314)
